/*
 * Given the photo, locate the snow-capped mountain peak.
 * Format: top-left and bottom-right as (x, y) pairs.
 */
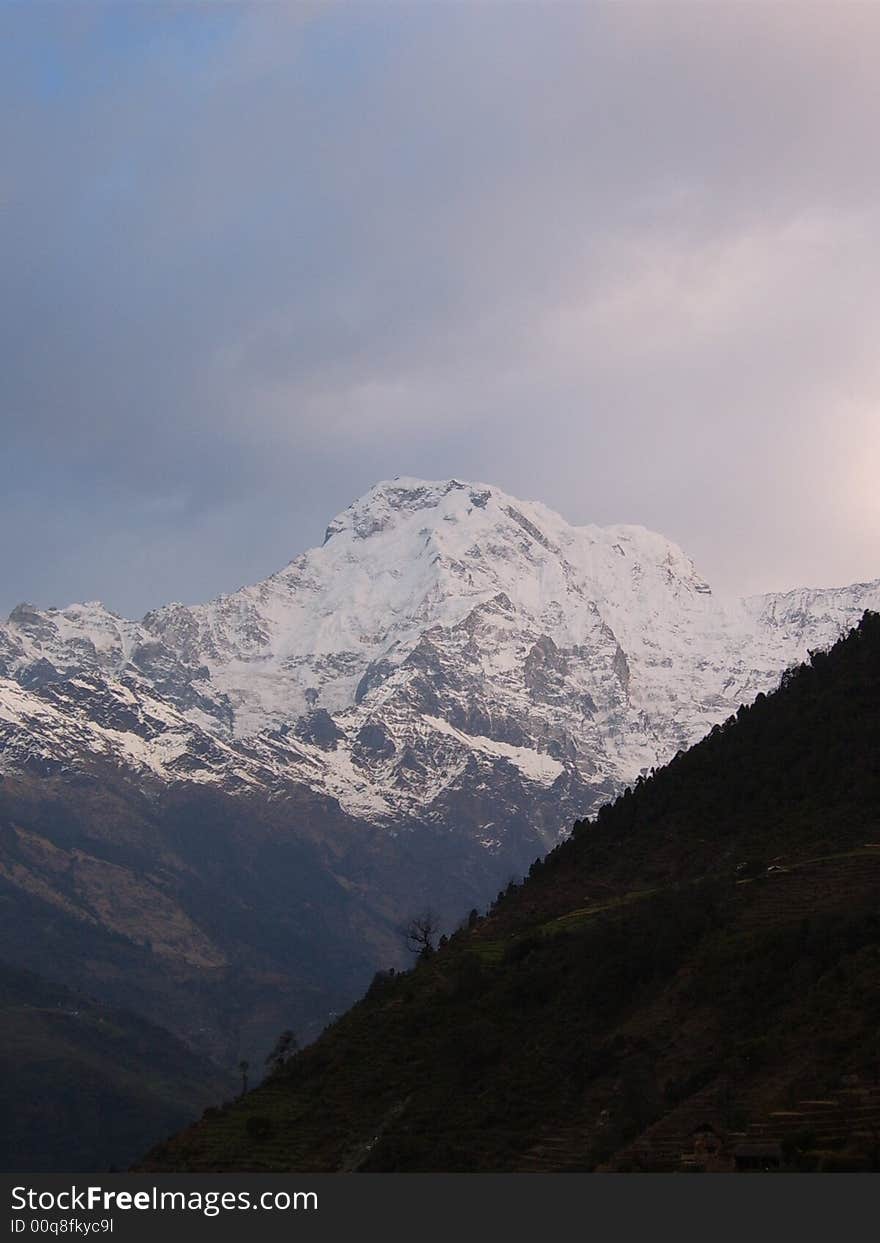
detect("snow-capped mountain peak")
(2, 478), (879, 851)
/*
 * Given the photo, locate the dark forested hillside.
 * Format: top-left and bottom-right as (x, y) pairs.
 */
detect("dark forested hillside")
(142, 612), (880, 1173)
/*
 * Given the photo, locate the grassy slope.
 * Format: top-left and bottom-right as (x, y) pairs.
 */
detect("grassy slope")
(141, 612), (880, 1173)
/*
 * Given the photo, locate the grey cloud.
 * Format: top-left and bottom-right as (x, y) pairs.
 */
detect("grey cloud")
(1, 2), (879, 616)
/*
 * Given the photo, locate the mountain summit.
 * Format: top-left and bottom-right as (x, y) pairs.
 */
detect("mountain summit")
(2, 477), (879, 852)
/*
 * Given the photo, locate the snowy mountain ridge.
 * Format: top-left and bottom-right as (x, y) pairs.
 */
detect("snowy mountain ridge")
(2, 477), (878, 849)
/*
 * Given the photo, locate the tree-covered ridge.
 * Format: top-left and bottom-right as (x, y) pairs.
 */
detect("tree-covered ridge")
(498, 608), (880, 927)
(142, 613), (880, 1173)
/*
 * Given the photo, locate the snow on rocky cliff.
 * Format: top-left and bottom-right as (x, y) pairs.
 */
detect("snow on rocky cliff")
(2, 478), (878, 846)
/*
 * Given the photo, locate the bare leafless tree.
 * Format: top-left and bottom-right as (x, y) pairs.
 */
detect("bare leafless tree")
(405, 910), (439, 959)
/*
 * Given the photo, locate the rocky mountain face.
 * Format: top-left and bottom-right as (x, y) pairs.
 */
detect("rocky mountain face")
(2, 477), (878, 853)
(4, 478), (877, 1171)
(1, 477), (879, 1078)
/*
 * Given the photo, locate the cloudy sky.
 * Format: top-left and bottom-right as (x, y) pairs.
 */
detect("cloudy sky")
(2, 1), (879, 618)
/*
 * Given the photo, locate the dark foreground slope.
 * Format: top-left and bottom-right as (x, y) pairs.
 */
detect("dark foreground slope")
(142, 613), (880, 1173)
(0, 961), (231, 1172)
